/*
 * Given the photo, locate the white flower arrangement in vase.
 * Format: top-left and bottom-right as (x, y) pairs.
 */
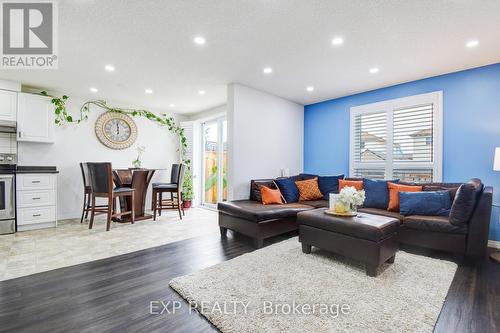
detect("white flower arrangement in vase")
(132, 145), (146, 169)
(334, 186), (366, 214)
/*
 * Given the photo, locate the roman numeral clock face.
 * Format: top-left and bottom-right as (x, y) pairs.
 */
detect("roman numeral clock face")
(95, 112), (138, 149)
(105, 119), (130, 142)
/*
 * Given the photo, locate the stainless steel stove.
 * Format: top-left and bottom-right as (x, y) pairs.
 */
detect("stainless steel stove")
(0, 124), (17, 235)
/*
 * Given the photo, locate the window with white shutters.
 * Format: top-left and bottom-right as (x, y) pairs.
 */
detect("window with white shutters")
(350, 92), (442, 182)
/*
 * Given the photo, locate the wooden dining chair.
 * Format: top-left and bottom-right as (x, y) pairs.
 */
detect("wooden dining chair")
(79, 162), (92, 223)
(87, 162), (135, 231)
(152, 164), (186, 220)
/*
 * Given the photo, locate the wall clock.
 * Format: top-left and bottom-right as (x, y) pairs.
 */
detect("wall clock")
(95, 112), (138, 149)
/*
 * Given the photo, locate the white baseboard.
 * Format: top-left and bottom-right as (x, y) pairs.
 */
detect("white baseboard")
(488, 240), (500, 249)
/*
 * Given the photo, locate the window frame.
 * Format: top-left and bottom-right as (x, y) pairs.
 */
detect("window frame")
(349, 91), (443, 182)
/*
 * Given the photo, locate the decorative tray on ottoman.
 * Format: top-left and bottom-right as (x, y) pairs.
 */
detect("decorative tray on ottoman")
(324, 209), (358, 217)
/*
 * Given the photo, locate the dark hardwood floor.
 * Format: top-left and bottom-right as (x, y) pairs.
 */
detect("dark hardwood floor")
(0, 231), (498, 333)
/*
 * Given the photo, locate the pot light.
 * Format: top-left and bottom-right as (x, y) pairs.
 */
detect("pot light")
(369, 67), (380, 74)
(466, 40), (479, 48)
(306, 86), (315, 92)
(198, 90), (206, 95)
(145, 88), (153, 94)
(331, 37), (344, 46)
(89, 87), (98, 93)
(104, 64), (115, 72)
(263, 67), (273, 74)
(169, 103), (176, 107)
(194, 36), (206, 45)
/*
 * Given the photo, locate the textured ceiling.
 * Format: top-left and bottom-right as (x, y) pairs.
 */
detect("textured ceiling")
(1, 0), (499, 114)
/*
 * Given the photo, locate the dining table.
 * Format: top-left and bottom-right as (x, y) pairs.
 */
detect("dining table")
(112, 168), (166, 222)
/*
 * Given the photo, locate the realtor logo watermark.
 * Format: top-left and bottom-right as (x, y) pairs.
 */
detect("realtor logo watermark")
(1, 0), (58, 68)
(150, 300), (351, 318)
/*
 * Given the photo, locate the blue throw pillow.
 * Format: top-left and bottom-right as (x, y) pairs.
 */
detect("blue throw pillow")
(399, 191), (452, 216)
(363, 179), (399, 209)
(318, 175), (344, 199)
(274, 177), (299, 203)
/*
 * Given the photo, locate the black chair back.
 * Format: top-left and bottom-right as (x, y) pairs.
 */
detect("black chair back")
(177, 164), (186, 189)
(170, 164), (181, 184)
(80, 162), (90, 188)
(87, 162), (113, 195)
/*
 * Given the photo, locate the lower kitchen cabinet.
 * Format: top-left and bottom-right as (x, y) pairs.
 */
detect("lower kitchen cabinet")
(16, 173), (57, 231)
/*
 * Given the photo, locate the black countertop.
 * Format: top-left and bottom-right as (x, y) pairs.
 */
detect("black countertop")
(16, 166), (59, 174)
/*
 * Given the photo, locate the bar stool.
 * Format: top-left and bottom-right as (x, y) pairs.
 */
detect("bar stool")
(152, 164), (186, 220)
(87, 162), (135, 231)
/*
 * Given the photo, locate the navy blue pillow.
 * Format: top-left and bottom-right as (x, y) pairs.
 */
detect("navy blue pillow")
(274, 177), (299, 203)
(317, 175), (344, 199)
(363, 179), (399, 209)
(399, 191), (452, 216)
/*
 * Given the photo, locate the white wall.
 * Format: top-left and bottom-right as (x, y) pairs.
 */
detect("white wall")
(227, 83), (304, 200)
(18, 93), (185, 220)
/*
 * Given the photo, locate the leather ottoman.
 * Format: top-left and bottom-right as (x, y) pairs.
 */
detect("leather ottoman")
(297, 208), (400, 277)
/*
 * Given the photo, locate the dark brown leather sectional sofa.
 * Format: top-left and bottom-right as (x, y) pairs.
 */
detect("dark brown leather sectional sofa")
(217, 178), (493, 257)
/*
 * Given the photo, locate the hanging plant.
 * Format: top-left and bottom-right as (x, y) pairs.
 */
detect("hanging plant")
(40, 91), (193, 198)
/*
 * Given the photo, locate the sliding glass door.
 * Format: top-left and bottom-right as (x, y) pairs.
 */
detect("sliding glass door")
(201, 117), (227, 207)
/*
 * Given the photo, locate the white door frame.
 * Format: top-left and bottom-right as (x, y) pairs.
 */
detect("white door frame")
(200, 116), (226, 208)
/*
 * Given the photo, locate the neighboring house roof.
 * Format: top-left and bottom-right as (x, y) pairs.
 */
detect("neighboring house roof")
(409, 128), (432, 137)
(361, 149), (384, 160)
(361, 131), (385, 143)
(361, 145), (412, 161)
(205, 141), (228, 151)
(205, 141), (217, 151)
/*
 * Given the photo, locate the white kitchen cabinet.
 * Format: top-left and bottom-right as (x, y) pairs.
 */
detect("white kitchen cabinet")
(17, 93), (55, 143)
(0, 90), (17, 123)
(17, 173), (58, 231)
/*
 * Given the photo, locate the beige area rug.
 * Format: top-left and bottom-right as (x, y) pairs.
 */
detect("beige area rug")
(0, 208), (218, 281)
(170, 238), (457, 333)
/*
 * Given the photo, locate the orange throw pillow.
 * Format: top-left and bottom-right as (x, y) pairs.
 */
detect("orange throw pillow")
(295, 177), (323, 201)
(387, 182), (422, 212)
(339, 179), (364, 191)
(260, 186), (284, 205)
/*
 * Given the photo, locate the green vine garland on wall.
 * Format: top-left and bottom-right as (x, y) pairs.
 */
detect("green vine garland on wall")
(40, 91), (194, 200)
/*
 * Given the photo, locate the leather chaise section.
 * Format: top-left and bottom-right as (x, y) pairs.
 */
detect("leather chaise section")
(403, 215), (467, 234)
(217, 200), (314, 222)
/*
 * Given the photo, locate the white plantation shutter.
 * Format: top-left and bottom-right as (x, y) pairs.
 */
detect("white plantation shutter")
(180, 122), (194, 164)
(350, 92), (442, 182)
(180, 121), (200, 206)
(353, 112), (387, 163)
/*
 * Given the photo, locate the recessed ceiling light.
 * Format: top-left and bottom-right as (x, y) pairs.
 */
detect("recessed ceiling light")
(169, 103), (176, 107)
(104, 64), (115, 72)
(198, 90), (206, 95)
(263, 67), (273, 74)
(89, 87), (98, 93)
(466, 40), (479, 48)
(369, 67), (380, 74)
(331, 37), (344, 46)
(145, 88), (153, 94)
(193, 36), (206, 45)
(306, 86), (315, 92)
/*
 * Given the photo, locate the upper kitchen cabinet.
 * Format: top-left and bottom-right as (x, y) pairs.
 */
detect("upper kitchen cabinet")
(0, 90), (17, 123)
(17, 93), (55, 143)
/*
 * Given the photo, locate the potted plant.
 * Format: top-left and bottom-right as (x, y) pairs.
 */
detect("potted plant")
(182, 167), (194, 208)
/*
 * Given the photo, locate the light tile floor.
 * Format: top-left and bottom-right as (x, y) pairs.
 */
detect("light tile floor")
(0, 208), (218, 281)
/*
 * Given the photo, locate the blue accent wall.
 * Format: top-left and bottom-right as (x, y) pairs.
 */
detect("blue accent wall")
(304, 63), (500, 241)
